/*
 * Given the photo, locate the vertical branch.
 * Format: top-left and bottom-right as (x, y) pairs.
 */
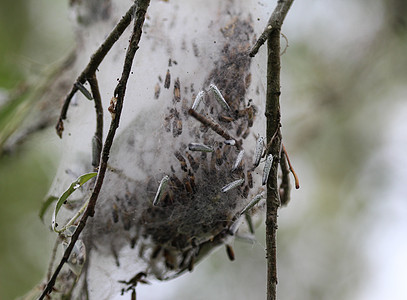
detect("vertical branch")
(38, 1), (151, 298)
(266, 27), (282, 300)
(88, 74), (103, 169)
(252, 1), (294, 300)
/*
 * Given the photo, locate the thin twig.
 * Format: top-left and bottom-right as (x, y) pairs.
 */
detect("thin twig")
(56, 3), (137, 138)
(38, 1), (151, 298)
(88, 74), (103, 169)
(280, 32), (289, 56)
(188, 108), (241, 149)
(279, 150), (291, 206)
(263, 1), (295, 300)
(282, 143), (300, 189)
(263, 126), (280, 158)
(249, 0), (294, 57)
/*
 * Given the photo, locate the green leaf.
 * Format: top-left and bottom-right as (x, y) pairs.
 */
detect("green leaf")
(51, 172), (97, 233)
(39, 195), (58, 222)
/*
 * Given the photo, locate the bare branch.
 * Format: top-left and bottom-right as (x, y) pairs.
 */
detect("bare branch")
(282, 143), (300, 189)
(188, 108), (241, 149)
(88, 74), (103, 169)
(38, 1), (151, 298)
(56, 3), (137, 138)
(263, 1), (295, 299)
(249, 0), (294, 57)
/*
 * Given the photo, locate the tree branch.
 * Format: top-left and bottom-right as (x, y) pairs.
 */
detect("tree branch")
(265, 27), (282, 299)
(56, 2), (137, 138)
(249, 0), (294, 57)
(88, 74), (103, 169)
(38, 1), (151, 298)
(262, 1), (295, 300)
(282, 143), (300, 189)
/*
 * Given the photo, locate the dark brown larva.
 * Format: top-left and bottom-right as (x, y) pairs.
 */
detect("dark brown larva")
(172, 119), (182, 137)
(247, 170), (253, 188)
(164, 69), (171, 89)
(243, 185), (249, 198)
(170, 174), (184, 190)
(173, 77), (181, 102)
(154, 83), (160, 99)
(236, 124), (243, 137)
(112, 203), (119, 223)
(183, 178), (193, 194)
(188, 255), (195, 272)
(192, 41), (199, 57)
(225, 244), (235, 261)
(174, 151), (188, 172)
(242, 128), (250, 139)
(218, 115), (234, 123)
(151, 245), (162, 259)
(188, 170), (196, 192)
(244, 73), (252, 89)
(122, 211), (131, 231)
(164, 114), (173, 133)
(163, 249), (176, 269)
(247, 106), (254, 127)
(185, 151), (199, 171)
(215, 148), (223, 166)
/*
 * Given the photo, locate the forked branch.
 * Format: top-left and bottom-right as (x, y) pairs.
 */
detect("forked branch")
(250, 0), (294, 57)
(38, 1), (151, 298)
(56, 2), (137, 138)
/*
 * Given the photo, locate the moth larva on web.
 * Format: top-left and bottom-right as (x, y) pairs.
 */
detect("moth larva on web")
(173, 77), (181, 102)
(174, 151), (188, 172)
(253, 136), (264, 168)
(209, 83), (231, 112)
(240, 192), (265, 215)
(188, 143), (214, 152)
(192, 90), (205, 110)
(232, 150), (245, 172)
(247, 170), (253, 188)
(225, 244), (235, 261)
(262, 154), (273, 185)
(221, 178), (245, 193)
(153, 175), (170, 206)
(164, 69), (171, 89)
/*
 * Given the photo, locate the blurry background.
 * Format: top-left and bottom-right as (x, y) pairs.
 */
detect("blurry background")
(0, 0), (406, 299)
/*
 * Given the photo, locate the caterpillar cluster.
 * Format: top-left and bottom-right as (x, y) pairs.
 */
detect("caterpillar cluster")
(83, 17), (266, 281)
(51, 1), (271, 297)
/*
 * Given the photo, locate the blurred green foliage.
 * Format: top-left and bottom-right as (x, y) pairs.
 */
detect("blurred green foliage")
(0, 137), (57, 299)
(0, 0), (28, 88)
(0, 0), (72, 298)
